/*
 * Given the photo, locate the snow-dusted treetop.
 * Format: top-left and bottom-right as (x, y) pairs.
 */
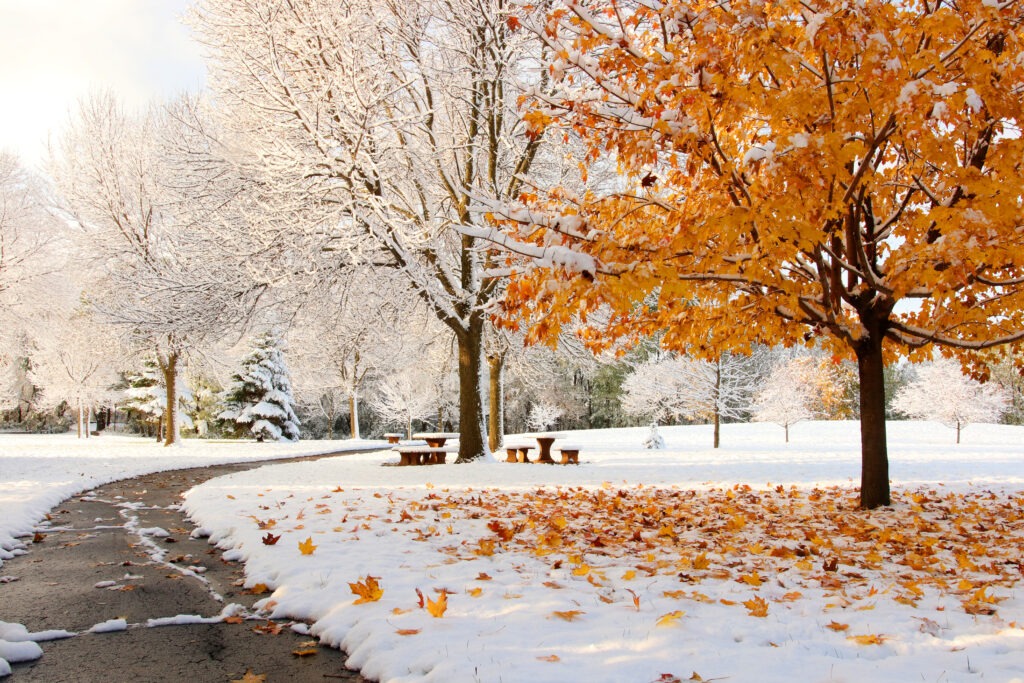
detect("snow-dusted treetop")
(893, 358), (1008, 443)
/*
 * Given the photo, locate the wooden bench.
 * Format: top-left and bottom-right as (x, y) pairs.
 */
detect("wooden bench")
(555, 446), (581, 465)
(383, 433), (403, 444)
(393, 445), (459, 466)
(504, 445), (535, 463)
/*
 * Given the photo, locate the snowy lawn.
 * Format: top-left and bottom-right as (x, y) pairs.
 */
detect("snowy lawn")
(182, 421), (1024, 683)
(0, 433), (384, 568)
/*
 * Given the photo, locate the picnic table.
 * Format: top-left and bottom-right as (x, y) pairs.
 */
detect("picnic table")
(413, 432), (460, 447)
(399, 432), (459, 465)
(515, 432), (566, 464)
(383, 433), (403, 444)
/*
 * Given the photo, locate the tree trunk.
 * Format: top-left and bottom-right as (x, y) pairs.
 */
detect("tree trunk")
(488, 353), (504, 452)
(785, 423), (789, 443)
(77, 398), (83, 439)
(86, 405), (92, 438)
(455, 316), (488, 462)
(956, 421), (961, 444)
(855, 329), (890, 508)
(407, 417), (413, 441)
(712, 361), (721, 449)
(350, 391), (360, 440)
(159, 352), (180, 447)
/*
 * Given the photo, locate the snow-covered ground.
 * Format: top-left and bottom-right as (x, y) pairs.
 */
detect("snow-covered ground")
(179, 420), (1024, 683)
(0, 433), (382, 568)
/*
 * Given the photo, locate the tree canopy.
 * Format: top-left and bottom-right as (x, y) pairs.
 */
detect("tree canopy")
(469, 0), (1024, 506)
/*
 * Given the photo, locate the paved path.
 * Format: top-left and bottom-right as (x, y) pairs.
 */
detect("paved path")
(1, 451), (377, 682)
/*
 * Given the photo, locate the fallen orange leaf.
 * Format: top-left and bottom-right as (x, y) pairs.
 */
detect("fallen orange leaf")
(656, 610), (685, 626)
(537, 655), (560, 662)
(847, 634), (887, 645)
(349, 575), (383, 604)
(395, 629), (420, 636)
(426, 591), (448, 618)
(551, 610), (584, 622)
(298, 537), (317, 555)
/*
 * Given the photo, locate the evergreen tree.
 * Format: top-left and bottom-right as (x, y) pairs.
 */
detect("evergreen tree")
(219, 334), (300, 442)
(124, 359), (163, 440)
(124, 358), (194, 440)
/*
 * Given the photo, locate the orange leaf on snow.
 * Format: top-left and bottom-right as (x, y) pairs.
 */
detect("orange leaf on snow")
(297, 537), (317, 555)
(551, 610), (585, 622)
(537, 655), (560, 662)
(743, 596), (769, 617)
(847, 634), (887, 645)
(247, 583), (270, 595)
(657, 611), (685, 627)
(349, 576), (383, 604)
(426, 592), (448, 618)
(468, 587), (483, 597)
(261, 533), (280, 545)
(826, 621), (849, 632)
(395, 629), (421, 636)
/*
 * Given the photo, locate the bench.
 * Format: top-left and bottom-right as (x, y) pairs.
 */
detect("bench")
(383, 433), (403, 444)
(504, 445), (535, 463)
(555, 446), (581, 465)
(393, 445), (459, 466)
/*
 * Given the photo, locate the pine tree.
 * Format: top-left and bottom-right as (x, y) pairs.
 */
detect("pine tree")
(124, 359), (163, 440)
(219, 333), (300, 442)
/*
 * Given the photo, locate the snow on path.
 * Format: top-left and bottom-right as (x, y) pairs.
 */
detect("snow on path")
(0, 433), (384, 567)
(182, 421), (1024, 683)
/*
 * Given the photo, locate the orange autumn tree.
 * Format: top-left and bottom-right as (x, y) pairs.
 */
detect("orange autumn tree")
(464, 0), (1024, 507)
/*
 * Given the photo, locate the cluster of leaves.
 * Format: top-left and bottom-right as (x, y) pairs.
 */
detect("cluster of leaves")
(397, 484), (1024, 622)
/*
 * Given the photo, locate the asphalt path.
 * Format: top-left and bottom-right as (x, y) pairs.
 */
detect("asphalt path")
(1, 450), (380, 682)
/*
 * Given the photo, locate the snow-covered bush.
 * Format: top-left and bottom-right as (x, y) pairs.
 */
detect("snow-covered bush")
(892, 359), (1008, 443)
(527, 401), (563, 432)
(642, 423), (665, 449)
(219, 333), (300, 442)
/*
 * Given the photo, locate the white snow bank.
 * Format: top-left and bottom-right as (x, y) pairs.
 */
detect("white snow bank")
(0, 433), (385, 568)
(182, 421), (1024, 683)
(0, 640), (42, 663)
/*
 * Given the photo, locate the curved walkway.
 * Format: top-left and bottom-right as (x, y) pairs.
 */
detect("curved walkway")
(1, 451), (372, 682)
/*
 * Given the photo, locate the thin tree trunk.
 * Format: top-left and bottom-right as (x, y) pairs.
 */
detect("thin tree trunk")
(86, 405), (92, 438)
(455, 316), (488, 462)
(77, 398), (83, 439)
(712, 361), (721, 449)
(785, 423), (789, 443)
(956, 421), (961, 444)
(488, 353), (504, 452)
(350, 391), (361, 440)
(159, 352), (180, 447)
(856, 328), (890, 508)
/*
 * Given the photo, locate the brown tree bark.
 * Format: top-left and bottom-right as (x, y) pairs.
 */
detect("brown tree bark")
(855, 321), (891, 509)
(487, 353), (504, 453)
(158, 352), (180, 447)
(454, 315), (488, 463)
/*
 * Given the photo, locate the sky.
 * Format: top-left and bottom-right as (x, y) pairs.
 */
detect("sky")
(0, 0), (206, 169)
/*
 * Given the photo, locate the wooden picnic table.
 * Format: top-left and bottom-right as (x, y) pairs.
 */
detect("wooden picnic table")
(528, 432), (567, 464)
(383, 433), (403, 444)
(412, 432), (460, 447)
(411, 432), (459, 464)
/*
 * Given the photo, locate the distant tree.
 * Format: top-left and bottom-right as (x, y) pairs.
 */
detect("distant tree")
(29, 310), (121, 438)
(753, 356), (839, 442)
(622, 351), (765, 447)
(219, 333), (300, 442)
(527, 401), (563, 432)
(368, 367), (439, 441)
(893, 359), (1008, 443)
